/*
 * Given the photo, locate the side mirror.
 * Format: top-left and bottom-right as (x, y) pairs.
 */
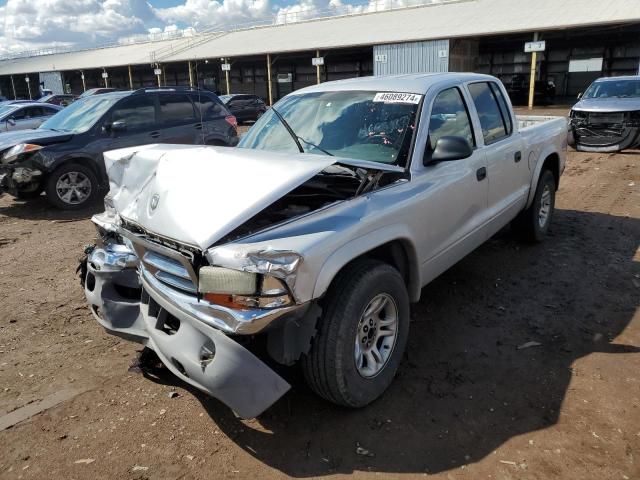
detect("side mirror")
(577, 92), (583, 100)
(424, 136), (473, 165)
(111, 120), (127, 133)
(7, 118), (16, 126)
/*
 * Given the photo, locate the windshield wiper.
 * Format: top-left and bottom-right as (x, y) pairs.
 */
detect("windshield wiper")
(297, 136), (334, 156)
(270, 106), (304, 153)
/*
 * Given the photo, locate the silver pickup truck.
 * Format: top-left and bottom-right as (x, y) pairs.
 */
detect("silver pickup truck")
(84, 73), (567, 418)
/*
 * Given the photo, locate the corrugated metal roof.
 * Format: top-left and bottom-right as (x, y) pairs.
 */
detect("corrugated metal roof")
(1, 0), (638, 75)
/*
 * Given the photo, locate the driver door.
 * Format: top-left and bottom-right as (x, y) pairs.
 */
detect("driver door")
(98, 94), (160, 150)
(412, 86), (490, 283)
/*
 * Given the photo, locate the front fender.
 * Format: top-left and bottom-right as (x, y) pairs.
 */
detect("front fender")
(312, 223), (421, 302)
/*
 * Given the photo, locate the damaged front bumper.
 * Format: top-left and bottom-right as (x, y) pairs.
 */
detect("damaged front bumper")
(0, 164), (43, 196)
(569, 110), (640, 152)
(84, 233), (301, 418)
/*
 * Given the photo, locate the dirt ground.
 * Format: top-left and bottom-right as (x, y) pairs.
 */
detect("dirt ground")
(0, 117), (639, 479)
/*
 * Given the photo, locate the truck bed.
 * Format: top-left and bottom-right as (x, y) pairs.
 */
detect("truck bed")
(516, 115), (567, 131)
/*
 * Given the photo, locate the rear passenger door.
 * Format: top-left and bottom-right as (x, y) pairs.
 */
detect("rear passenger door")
(158, 93), (198, 144)
(467, 81), (528, 226)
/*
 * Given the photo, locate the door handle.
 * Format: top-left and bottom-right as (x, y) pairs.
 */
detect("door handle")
(194, 123), (203, 130)
(150, 131), (161, 138)
(476, 167), (487, 181)
(514, 151), (522, 162)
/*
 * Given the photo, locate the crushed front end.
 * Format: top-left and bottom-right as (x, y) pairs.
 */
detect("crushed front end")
(569, 110), (640, 152)
(83, 209), (310, 419)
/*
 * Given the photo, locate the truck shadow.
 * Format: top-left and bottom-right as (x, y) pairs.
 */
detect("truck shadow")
(147, 208), (640, 476)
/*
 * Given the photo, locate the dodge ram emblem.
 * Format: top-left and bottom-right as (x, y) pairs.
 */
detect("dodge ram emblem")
(150, 194), (160, 211)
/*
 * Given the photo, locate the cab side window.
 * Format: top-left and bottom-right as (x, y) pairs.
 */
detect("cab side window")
(468, 82), (511, 144)
(159, 93), (196, 125)
(111, 95), (157, 131)
(428, 87), (475, 151)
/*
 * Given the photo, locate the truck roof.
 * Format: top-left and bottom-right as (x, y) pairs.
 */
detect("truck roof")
(295, 72), (498, 95)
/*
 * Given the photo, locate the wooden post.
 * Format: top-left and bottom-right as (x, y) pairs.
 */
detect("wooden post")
(10, 75), (16, 99)
(528, 32), (539, 111)
(267, 54), (273, 106)
(128, 65), (134, 90)
(316, 49), (321, 85)
(188, 61), (194, 88)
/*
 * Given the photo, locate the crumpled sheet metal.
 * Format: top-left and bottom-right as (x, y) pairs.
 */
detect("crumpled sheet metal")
(102, 144), (336, 250)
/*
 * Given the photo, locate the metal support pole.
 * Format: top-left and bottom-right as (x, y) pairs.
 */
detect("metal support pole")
(316, 49), (321, 85)
(162, 66), (166, 87)
(267, 54), (273, 106)
(10, 75), (16, 100)
(128, 65), (134, 90)
(104, 71), (109, 88)
(188, 61), (194, 88)
(224, 58), (230, 95)
(528, 32), (539, 111)
(26, 77), (31, 100)
(81, 72), (86, 92)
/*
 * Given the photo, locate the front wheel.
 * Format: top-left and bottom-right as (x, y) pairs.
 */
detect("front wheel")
(302, 259), (410, 408)
(45, 163), (99, 210)
(513, 169), (556, 242)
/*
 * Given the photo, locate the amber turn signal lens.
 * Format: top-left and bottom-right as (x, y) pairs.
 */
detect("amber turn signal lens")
(202, 293), (247, 310)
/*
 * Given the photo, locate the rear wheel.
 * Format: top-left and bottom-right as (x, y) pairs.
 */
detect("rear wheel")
(513, 169), (556, 242)
(302, 259), (410, 408)
(45, 163), (99, 210)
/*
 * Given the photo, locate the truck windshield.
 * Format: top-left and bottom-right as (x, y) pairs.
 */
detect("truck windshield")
(583, 79), (640, 99)
(239, 90), (421, 166)
(39, 94), (121, 133)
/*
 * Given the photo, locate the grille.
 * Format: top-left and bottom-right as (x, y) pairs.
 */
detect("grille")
(140, 249), (197, 294)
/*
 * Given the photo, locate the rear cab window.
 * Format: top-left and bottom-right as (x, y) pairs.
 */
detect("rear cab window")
(468, 81), (512, 144)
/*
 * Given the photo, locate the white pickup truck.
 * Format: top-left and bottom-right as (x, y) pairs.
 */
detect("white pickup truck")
(84, 73), (567, 418)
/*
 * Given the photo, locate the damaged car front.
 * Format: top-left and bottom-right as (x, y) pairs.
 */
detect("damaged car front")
(569, 76), (640, 152)
(83, 89), (418, 418)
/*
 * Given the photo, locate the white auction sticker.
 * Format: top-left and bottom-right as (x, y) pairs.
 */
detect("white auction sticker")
(373, 92), (422, 104)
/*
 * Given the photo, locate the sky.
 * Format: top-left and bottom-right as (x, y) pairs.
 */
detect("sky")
(0, 0), (437, 57)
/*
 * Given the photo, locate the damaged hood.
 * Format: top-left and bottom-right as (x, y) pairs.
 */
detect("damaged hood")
(572, 97), (640, 113)
(106, 144), (346, 250)
(0, 128), (73, 152)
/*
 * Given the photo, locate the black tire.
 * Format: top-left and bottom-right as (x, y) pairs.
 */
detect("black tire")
(513, 169), (556, 242)
(302, 259), (410, 408)
(44, 163), (99, 210)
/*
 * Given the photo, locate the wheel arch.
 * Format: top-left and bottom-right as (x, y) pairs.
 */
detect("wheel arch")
(525, 151), (561, 209)
(312, 229), (421, 303)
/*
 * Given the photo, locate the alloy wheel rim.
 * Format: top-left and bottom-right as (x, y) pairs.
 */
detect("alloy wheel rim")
(538, 185), (552, 228)
(56, 171), (91, 205)
(354, 293), (399, 378)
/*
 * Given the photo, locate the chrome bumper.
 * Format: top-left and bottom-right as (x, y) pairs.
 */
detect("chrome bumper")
(84, 241), (298, 418)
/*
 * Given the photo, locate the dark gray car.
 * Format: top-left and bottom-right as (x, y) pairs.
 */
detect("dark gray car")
(569, 76), (640, 152)
(0, 87), (238, 209)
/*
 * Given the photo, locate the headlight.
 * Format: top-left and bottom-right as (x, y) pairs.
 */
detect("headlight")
(2, 143), (43, 164)
(198, 266), (293, 310)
